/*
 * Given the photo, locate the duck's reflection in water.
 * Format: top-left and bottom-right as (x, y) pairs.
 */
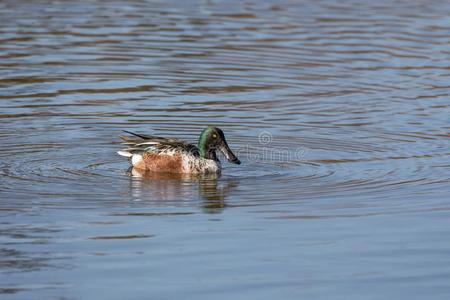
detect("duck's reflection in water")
(127, 167), (239, 214)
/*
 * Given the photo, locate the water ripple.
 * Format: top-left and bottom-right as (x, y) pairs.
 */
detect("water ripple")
(0, 0), (448, 213)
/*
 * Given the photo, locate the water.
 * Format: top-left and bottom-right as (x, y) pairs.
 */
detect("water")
(1, 0), (450, 298)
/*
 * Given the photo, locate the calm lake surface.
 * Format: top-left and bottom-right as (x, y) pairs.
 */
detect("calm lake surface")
(1, 0), (450, 299)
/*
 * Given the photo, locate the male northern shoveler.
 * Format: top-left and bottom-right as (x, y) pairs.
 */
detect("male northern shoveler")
(117, 126), (241, 174)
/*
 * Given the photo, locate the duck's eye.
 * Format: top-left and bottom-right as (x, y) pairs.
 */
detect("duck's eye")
(212, 134), (218, 139)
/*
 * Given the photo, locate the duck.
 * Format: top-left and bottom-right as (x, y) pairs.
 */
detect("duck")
(117, 126), (241, 174)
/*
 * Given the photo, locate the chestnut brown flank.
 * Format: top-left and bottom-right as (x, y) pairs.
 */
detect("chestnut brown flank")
(134, 153), (184, 173)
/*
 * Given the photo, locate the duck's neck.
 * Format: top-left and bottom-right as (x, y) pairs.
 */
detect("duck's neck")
(198, 141), (217, 160)
(198, 130), (217, 160)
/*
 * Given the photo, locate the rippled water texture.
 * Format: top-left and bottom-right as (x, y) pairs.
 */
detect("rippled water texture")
(1, 0), (450, 299)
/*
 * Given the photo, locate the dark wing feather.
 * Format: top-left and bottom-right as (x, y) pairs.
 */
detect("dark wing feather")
(119, 131), (199, 156)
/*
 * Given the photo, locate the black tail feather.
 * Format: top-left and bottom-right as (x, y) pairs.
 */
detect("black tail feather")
(122, 130), (150, 140)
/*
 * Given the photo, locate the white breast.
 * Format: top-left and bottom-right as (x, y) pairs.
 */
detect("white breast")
(182, 153), (221, 173)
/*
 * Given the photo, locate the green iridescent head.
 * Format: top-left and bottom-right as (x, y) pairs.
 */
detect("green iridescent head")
(198, 127), (241, 164)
